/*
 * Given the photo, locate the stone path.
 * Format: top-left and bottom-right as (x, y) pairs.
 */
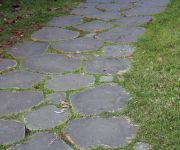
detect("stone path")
(0, 0), (170, 149)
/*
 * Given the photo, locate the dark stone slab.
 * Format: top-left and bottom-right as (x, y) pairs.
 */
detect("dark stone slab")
(45, 74), (95, 91)
(26, 105), (68, 130)
(96, 3), (130, 11)
(71, 7), (100, 16)
(102, 45), (134, 57)
(114, 16), (153, 26)
(8, 41), (49, 58)
(47, 93), (66, 104)
(0, 70), (42, 89)
(0, 91), (43, 116)
(64, 117), (137, 149)
(70, 84), (129, 115)
(75, 21), (113, 32)
(22, 54), (80, 74)
(10, 132), (72, 150)
(52, 37), (103, 53)
(47, 15), (82, 27)
(31, 27), (79, 42)
(134, 142), (150, 150)
(0, 58), (16, 71)
(0, 120), (25, 144)
(97, 27), (145, 43)
(84, 57), (129, 75)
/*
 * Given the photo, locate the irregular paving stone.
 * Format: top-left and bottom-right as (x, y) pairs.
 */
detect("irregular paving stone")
(114, 16), (152, 26)
(0, 91), (43, 116)
(8, 41), (49, 58)
(0, 120), (25, 144)
(100, 76), (113, 82)
(96, 3), (130, 11)
(65, 53), (97, 60)
(78, 2), (98, 8)
(47, 93), (66, 104)
(26, 105), (68, 130)
(10, 132), (72, 150)
(139, 0), (170, 7)
(102, 45), (134, 57)
(97, 27), (145, 43)
(64, 117), (137, 149)
(70, 84), (129, 115)
(47, 15), (82, 27)
(45, 74), (95, 91)
(84, 57), (129, 75)
(71, 7), (101, 16)
(134, 142), (150, 150)
(75, 20), (113, 32)
(0, 58), (16, 71)
(86, 0), (113, 3)
(0, 70), (42, 89)
(52, 37), (103, 53)
(22, 54), (80, 74)
(31, 27), (79, 42)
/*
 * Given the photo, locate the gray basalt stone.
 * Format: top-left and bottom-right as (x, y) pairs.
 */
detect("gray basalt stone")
(134, 142), (150, 150)
(10, 132), (72, 150)
(84, 57), (129, 75)
(8, 41), (49, 58)
(0, 120), (25, 144)
(22, 54), (80, 74)
(64, 117), (137, 149)
(75, 21), (113, 32)
(0, 91), (43, 116)
(52, 37), (103, 53)
(47, 93), (66, 104)
(97, 27), (145, 43)
(70, 84), (129, 115)
(31, 27), (79, 42)
(96, 3), (130, 11)
(26, 105), (68, 130)
(71, 7), (100, 16)
(114, 16), (153, 26)
(45, 74), (95, 91)
(47, 15), (82, 27)
(102, 45), (134, 57)
(0, 58), (16, 71)
(0, 70), (42, 89)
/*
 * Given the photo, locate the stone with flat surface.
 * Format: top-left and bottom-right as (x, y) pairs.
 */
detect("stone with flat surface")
(0, 58), (16, 71)
(96, 3), (129, 11)
(47, 93), (66, 104)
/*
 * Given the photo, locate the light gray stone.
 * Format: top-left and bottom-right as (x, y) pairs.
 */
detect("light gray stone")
(71, 7), (100, 16)
(102, 45), (134, 57)
(134, 142), (150, 150)
(100, 76), (113, 82)
(0, 120), (25, 144)
(8, 41), (49, 58)
(31, 27), (79, 42)
(26, 105), (68, 130)
(139, 0), (170, 7)
(47, 93), (66, 104)
(96, 3), (130, 11)
(0, 70), (42, 89)
(10, 132), (72, 150)
(84, 57), (129, 75)
(47, 15), (82, 27)
(45, 74), (95, 91)
(70, 84), (129, 115)
(75, 21), (113, 32)
(97, 27), (145, 43)
(0, 58), (16, 71)
(52, 37), (103, 53)
(0, 91), (43, 116)
(22, 54), (80, 74)
(64, 117), (137, 149)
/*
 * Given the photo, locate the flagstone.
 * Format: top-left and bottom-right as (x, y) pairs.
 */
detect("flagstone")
(0, 58), (16, 71)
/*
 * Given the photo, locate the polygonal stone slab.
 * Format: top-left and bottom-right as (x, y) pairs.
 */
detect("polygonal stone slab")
(8, 41), (49, 58)
(70, 84), (129, 115)
(47, 15), (82, 27)
(84, 57), (129, 75)
(114, 16), (153, 26)
(139, 0), (170, 7)
(0, 91), (43, 116)
(102, 45), (134, 57)
(96, 3), (130, 11)
(71, 7), (101, 16)
(75, 21), (113, 32)
(10, 132), (72, 150)
(97, 27), (145, 43)
(45, 74), (95, 91)
(52, 37), (103, 53)
(86, 0), (113, 3)
(134, 142), (150, 150)
(26, 105), (68, 130)
(47, 93), (66, 104)
(0, 70), (42, 89)
(31, 27), (79, 42)
(0, 120), (25, 144)
(0, 58), (16, 71)
(22, 54), (80, 74)
(64, 117), (137, 149)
